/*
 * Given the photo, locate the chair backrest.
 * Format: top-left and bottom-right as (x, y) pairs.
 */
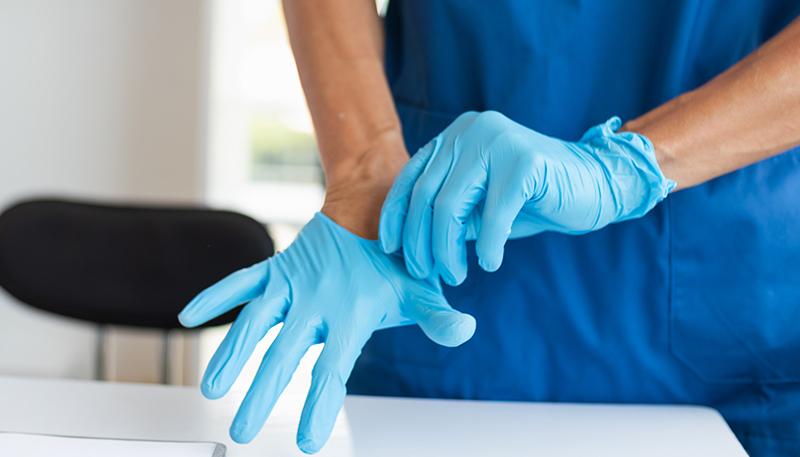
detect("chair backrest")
(0, 198), (274, 329)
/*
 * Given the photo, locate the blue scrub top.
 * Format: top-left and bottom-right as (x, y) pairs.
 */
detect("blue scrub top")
(347, 2), (800, 455)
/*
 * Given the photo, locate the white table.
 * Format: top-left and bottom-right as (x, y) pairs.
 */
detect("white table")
(0, 375), (746, 456)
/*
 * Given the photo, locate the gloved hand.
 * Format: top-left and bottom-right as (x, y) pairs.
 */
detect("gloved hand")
(178, 212), (475, 454)
(380, 111), (675, 285)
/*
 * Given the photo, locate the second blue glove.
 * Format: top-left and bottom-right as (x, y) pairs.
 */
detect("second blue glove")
(380, 111), (675, 285)
(179, 212), (475, 453)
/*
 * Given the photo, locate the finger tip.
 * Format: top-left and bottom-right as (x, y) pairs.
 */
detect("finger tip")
(451, 313), (477, 346)
(297, 437), (321, 454)
(229, 423), (254, 444)
(478, 256), (501, 273)
(439, 270), (456, 286)
(177, 311), (198, 328)
(379, 236), (398, 254)
(427, 311), (477, 347)
(438, 264), (464, 286)
(178, 299), (208, 327)
(200, 380), (226, 400)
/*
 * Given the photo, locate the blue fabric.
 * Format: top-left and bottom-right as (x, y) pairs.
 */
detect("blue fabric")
(347, 1), (800, 455)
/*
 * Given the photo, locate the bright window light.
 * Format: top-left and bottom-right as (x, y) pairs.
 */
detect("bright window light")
(204, 0), (323, 226)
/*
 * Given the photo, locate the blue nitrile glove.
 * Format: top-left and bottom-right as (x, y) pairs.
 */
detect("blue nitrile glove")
(380, 111), (675, 286)
(178, 212), (475, 454)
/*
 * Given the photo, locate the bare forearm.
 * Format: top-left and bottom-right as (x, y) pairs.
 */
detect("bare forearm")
(283, 0), (407, 237)
(625, 16), (800, 190)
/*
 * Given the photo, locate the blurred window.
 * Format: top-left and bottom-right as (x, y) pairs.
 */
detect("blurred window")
(205, 0), (389, 225)
(205, 0), (323, 225)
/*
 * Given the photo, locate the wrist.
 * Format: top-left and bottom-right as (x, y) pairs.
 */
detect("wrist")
(623, 122), (680, 191)
(321, 129), (408, 239)
(621, 90), (702, 191)
(321, 185), (386, 240)
(588, 117), (674, 219)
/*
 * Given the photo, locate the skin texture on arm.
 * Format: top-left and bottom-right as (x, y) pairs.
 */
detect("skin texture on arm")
(626, 15), (800, 190)
(282, 0), (408, 238)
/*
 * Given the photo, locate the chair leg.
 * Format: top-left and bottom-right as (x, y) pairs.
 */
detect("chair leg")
(161, 329), (171, 384)
(95, 325), (105, 381)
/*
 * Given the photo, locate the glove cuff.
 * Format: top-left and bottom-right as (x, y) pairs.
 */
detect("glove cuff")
(581, 116), (676, 222)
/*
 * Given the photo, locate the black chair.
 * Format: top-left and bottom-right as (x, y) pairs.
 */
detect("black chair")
(0, 198), (274, 382)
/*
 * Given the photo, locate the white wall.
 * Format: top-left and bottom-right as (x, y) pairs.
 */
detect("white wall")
(0, 0), (208, 379)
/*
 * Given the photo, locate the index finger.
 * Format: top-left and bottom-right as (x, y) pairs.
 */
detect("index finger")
(379, 140), (436, 254)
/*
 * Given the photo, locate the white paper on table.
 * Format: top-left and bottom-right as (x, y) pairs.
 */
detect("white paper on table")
(0, 431), (225, 457)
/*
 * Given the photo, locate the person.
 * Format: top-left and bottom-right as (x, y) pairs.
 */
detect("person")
(178, 1), (800, 455)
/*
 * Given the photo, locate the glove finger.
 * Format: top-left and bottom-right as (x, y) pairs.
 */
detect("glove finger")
(380, 112), (480, 255)
(229, 319), (316, 444)
(475, 166), (529, 272)
(178, 261), (269, 328)
(379, 141), (436, 254)
(200, 279), (290, 399)
(402, 138), (452, 279)
(432, 158), (486, 286)
(296, 328), (371, 454)
(405, 286), (476, 347)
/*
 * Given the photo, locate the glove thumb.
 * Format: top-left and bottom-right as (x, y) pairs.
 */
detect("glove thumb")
(405, 287), (476, 347)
